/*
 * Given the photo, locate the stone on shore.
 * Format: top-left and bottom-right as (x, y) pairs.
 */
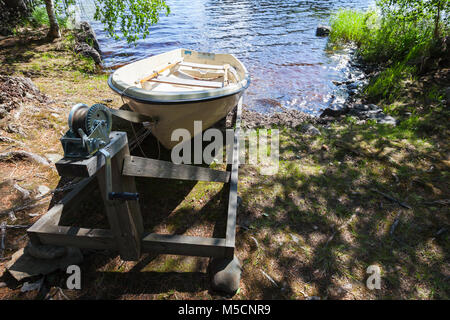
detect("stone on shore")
(75, 21), (100, 52)
(74, 42), (102, 65)
(6, 246), (83, 281)
(302, 124), (321, 136)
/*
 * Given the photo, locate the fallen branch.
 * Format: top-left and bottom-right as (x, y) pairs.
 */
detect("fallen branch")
(0, 178), (87, 217)
(250, 236), (260, 249)
(325, 213), (357, 247)
(371, 189), (411, 209)
(58, 288), (70, 300)
(0, 150), (50, 166)
(390, 213), (401, 236)
(0, 136), (23, 145)
(0, 198), (48, 217)
(0, 222), (6, 259)
(423, 199), (450, 206)
(13, 183), (31, 200)
(260, 269), (278, 287)
(6, 224), (31, 229)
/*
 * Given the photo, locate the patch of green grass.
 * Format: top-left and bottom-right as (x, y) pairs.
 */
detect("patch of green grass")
(329, 9), (376, 45)
(329, 8), (444, 104)
(365, 62), (416, 100)
(29, 6), (71, 29)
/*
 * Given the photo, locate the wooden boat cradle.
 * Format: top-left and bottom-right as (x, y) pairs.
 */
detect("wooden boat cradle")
(27, 97), (243, 262)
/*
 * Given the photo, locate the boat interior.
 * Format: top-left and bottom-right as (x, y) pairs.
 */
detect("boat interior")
(135, 49), (243, 93)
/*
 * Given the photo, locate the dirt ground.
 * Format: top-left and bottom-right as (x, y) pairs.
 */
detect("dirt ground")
(0, 29), (449, 300)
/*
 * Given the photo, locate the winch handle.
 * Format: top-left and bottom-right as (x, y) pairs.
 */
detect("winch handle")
(98, 149), (140, 202)
(108, 192), (139, 201)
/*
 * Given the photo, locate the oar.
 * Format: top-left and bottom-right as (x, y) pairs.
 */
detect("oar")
(140, 58), (184, 84)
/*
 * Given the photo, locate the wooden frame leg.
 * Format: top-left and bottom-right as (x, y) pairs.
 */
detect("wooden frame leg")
(97, 145), (144, 261)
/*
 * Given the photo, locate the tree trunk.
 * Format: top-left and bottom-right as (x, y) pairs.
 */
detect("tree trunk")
(44, 0), (60, 39)
(434, 0), (442, 39)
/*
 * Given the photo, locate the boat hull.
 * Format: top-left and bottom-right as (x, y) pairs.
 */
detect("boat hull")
(123, 92), (242, 150)
(108, 48), (250, 149)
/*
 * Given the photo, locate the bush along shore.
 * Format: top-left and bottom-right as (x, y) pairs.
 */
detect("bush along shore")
(0, 5), (449, 299)
(319, 5), (449, 127)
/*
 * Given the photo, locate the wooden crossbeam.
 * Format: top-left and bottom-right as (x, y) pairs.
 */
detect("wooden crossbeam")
(27, 176), (115, 250)
(122, 156), (230, 183)
(31, 224), (115, 250)
(142, 233), (233, 258)
(56, 132), (128, 177)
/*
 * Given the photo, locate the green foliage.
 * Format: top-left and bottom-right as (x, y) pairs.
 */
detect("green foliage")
(329, 9), (376, 45)
(329, 0), (449, 103)
(30, 5), (70, 29)
(93, 0), (170, 43)
(361, 19), (435, 63)
(27, 0), (170, 44)
(365, 62), (416, 100)
(377, 0), (450, 36)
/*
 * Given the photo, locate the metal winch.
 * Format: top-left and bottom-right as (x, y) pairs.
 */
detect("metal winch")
(61, 103), (138, 201)
(61, 103), (112, 158)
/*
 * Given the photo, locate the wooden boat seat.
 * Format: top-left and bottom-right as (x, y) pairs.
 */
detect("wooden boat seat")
(179, 61), (226, 70)
(148, 76), (223, 88)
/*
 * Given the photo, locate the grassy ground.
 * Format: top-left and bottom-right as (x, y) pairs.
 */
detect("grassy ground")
(0, 28), (448, 300)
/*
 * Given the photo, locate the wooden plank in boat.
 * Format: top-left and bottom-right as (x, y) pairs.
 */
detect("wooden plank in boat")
(149, 76), (223, 88)
(180, 61), (225, 70)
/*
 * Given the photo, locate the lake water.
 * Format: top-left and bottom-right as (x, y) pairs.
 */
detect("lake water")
(82, 0), (375, 115)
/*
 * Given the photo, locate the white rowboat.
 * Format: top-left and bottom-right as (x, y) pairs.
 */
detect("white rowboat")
(108, 48), (250, 149)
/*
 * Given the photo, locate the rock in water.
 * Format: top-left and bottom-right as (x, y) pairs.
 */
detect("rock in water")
(316, 25), (332, 37)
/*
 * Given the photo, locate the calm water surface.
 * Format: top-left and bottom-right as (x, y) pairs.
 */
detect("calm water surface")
(85, 0), (375, 114)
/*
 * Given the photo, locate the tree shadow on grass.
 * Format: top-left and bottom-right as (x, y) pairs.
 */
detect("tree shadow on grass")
(235, 124), (449, 299)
